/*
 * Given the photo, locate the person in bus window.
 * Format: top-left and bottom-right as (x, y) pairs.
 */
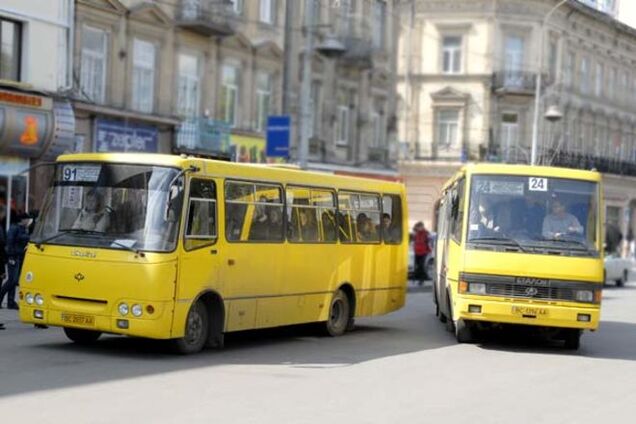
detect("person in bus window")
(542, 198), (583, 240)
(72, 189), (111, 232)
(469, 195), (500, 236)
(299, 208), (318, 241)
(380, 213), (400, 242)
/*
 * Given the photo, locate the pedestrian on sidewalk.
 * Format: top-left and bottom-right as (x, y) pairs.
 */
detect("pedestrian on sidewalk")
(413, 221), (431, 286)
(0, 205), (6, 329)
(0, 212), (32, 309)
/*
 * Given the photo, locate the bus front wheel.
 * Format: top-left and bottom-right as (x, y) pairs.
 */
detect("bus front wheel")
(455, 319), (474, 344)
(324, 290), (350, 337)
(172, 301), (209, 354)
(63, 327), (101, 345)
(563, 329), (581, 350)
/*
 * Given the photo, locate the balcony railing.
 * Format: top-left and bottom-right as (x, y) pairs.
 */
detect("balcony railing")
(175, 118), (231, 159)
(175, 0), (237, 37)
(492, 71), (538, 95)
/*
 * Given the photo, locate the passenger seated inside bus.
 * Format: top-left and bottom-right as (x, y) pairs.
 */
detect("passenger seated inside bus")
(542, 197), (583, 240)
(321, 210), (337, 241)
(72, 189), (111, 232)
(469, 195), (501, 237)
(356, 213), (378, 242)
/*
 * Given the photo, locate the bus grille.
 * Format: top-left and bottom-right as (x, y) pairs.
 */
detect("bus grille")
(486, 283), (577, 303)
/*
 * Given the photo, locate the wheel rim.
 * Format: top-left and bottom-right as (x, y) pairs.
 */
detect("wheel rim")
(185, 309), (204, 345)
(330, 298), (347, 331)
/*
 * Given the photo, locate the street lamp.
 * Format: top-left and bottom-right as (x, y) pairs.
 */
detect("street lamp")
(298, 1), (345, 170)
(530, 0), (569, 166)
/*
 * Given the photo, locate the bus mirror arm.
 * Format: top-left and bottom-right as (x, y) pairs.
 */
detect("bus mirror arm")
(164, 165), (199, 222)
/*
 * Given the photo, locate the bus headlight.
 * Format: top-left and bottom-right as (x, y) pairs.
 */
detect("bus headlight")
(118, 303), (129, 316)
(468, 283), (487, 295)
(575, 290), (594, 303)
(131, 304), (143, 317)
(34, 294), (44, 306)
(25, 293), (34, 305)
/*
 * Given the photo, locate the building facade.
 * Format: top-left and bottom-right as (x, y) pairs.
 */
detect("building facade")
(72, 0), (398, 178)
(0, 0), (75, 225)
(398, 0), (636, 241)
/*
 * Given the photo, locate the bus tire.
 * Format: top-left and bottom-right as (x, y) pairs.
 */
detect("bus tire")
(324, 289), (350, 337)
(172, 301), (209, 354)
(444, 290), (455, 333)
(63, 327), (101, 345)
(563, 329), (581, 350)
(455, 319), (474, 344)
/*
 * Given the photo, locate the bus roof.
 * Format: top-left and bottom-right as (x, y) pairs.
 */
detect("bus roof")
(441, 163), (602, 191)
(57, 153), (405, 193)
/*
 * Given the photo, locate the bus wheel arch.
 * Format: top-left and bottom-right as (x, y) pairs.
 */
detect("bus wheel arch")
(195, 290), (225, 349)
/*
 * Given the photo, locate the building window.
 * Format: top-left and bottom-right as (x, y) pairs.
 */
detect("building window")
(372, 0), (386, 50)
(259, 0), (276, 24)
(131, 39), (156, 113)
(500, 113), (519, 161)
(442, 36), (462, 74)
(503, 35), (524, 87)
(371, 98), (386, 148)
(309, 81), (322, 138)
(256, 71), (271, 133)
(608, 67), (616, 100)
(335, 105), (349, 145)
(176, 53), (200, 117)
(80, 26), (107, 103)
(0, 18), (21, 81)
(564, 51), (575, 88)
(548, 39), (558, 81)
(595, 62), (604, 97)
(580, 56), (589, 94)
(229, 0), (242, 14)
(436, 109), (459, 153)
(221, 64), (239, 127)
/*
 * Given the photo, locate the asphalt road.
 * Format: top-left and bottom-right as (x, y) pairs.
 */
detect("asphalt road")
(1, 280), (635, 423)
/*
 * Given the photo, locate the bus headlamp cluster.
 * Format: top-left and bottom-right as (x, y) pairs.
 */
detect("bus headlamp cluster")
(574, 290), (594, 303)
(118, 302), (144, 317)
(25, 293), (44, 305)
(467, 283), (487, 295)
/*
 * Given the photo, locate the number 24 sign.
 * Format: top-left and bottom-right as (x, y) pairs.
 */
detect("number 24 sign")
(529, 177), (548, 192)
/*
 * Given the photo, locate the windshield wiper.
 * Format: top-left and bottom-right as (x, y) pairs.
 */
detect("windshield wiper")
(34, 229), (145, 257)
(469, 237), (528, 253)
(539, 238), (596, 254)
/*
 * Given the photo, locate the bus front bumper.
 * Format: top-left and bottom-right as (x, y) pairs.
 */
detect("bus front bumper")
(19, 302), (175, 339)
(454, 296), (600, 330)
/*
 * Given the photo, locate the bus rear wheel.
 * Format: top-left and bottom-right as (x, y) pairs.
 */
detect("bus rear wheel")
(172, 301), (209, 354)
(324, 290), (350, 337)
(63, 327), (101, 345)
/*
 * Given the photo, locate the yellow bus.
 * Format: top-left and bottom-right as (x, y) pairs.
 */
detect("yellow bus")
(19, 153), (408, 353)
(433, 164), (603, 350)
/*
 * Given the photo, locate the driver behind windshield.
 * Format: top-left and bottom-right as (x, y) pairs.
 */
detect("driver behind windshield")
(542, 197), (583, 239)
(72, 189), (111, 232)
(470, 195), (501, 236)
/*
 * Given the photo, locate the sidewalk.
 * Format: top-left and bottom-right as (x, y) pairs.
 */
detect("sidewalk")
(0, 307), (20, 327)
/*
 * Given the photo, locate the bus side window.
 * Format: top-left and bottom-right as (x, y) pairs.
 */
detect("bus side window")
(185, 179), (217, 250)
(338, 192), (353, 242)
(382, 194), (403, 244)
(450, 179), (465, 242)
(225, 181), (254, 241)
(248, 184), (284, 242)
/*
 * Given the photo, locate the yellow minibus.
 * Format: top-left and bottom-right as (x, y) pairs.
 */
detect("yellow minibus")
(19, 153), (407, 353)
(433, 164), (603, 350)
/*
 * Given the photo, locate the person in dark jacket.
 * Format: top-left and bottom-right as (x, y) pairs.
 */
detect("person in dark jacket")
(0, 212), (32, 309)
(0, 205), (6, 328)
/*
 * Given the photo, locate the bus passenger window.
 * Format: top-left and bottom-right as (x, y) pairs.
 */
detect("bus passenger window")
(185, 179), (216, 250)
(287, 186), (334, 243)
(248, 184), (284, 242)
(225, 181), (254, 241)
(382, 195), (403, 244)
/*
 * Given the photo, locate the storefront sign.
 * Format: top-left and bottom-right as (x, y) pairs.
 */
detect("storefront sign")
(94, 119), (158, 153)
(231, 134), (283, 164)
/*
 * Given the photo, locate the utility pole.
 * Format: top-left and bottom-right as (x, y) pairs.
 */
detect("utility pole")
(282, 0), (294, 115)
(298, 0), (314, 169)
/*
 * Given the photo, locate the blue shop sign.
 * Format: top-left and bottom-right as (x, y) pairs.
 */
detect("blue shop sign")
(95, 119), (158, 153)
(266, 115), (290, 158)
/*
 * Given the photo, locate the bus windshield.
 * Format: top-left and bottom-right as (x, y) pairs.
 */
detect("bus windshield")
(467, 174), (599, 255)
(33, 162), (183, 253)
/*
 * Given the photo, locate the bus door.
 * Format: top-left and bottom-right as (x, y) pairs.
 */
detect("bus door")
(177, 178), (221, 330)
(222, 181), (285, 330)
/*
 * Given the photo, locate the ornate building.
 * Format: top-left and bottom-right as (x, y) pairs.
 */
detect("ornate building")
(398, 0), (636, 239)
